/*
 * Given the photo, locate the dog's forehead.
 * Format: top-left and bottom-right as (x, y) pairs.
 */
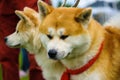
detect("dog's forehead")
(16, 20), (23, 30)
(16, 20), (28, 32)
(40, 8), (87, 35)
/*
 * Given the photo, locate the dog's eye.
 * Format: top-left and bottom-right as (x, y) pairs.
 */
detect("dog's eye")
(47, 35), (53, 39)
(16, 30), (19, 33)
(60, 35), (68, 40)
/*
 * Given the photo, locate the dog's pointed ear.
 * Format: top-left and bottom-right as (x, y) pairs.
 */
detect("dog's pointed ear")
(23, 7), (38, 14)
(23, 7), (40, 26)
(15, 10), (34, 27)
(37, 0), (53, 21)
(15, 10), (30, 22)
(75, 8), (92, 28)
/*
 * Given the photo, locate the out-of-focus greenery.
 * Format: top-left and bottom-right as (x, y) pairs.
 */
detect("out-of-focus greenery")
(20, 75), (29, 80)
(19, 49), (23, 69)
(57, 1), (72, 7)
(0, 64), (2, 80)
(117, 1), (120, 10)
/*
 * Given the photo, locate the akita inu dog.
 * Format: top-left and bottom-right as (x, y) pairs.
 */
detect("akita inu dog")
(5, 7), (65, 80)
(38, 1), (120, 80)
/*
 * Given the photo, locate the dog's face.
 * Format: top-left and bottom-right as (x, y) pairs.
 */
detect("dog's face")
(38, 1), (92, 60)
(5, 7), (39, 48)
(5, 20), (33, 48)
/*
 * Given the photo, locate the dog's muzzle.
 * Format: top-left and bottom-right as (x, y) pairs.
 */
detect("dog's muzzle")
(48, 49), (57, 59)
(4, 37), (21, 48)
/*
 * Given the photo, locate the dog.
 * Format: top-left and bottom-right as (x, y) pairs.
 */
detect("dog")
(38, 1), (120, 80)
(5, 7), (65, 80)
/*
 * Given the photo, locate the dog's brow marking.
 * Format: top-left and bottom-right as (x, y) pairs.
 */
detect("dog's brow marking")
(57, 28), (65, 36)
(48, 27), (55, 35)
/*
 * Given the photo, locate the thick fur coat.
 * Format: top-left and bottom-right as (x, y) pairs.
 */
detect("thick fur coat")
(38, 1), (120, 80)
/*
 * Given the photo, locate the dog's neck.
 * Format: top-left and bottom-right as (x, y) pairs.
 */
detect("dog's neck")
(61, 19), (105, 70)
(24, 27), (41, 54)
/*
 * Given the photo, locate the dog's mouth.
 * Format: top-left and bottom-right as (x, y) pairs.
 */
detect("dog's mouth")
(49, 57), (58, 60)
(8, 44), (21, 48)
(14, 44), (21, 47)
(49, 52), (71, 60)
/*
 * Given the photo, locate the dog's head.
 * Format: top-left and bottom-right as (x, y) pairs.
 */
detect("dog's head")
(38, 1), (92, 60)
(5, 7), (40, 49)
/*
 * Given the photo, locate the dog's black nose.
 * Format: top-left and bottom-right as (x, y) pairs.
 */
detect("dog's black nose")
(4, 37), (8, 42)
(48, 49), (57, 59)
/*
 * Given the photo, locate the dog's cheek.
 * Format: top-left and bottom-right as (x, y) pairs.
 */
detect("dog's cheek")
(40, 34), (49, 49)
(67, 34), (91, 47)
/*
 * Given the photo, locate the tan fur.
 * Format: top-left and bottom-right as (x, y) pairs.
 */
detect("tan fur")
(38, 1), (120, 80)
(5, 7), (65, 80)
(40, 8), (87, 35)
(86, 26), (120, 80)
